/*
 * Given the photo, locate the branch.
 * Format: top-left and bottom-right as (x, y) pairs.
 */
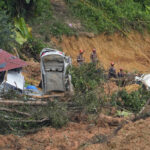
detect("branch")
(0, 107), (31, 117)
(0, 100), (48, 106)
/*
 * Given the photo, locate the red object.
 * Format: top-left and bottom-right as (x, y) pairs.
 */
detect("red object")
(92, 48), (96, 52)
(80, 49), (84, 53)
(120, 68), (123, 71)
(111, 62), (114, 66)
(0, 49), (27, 72)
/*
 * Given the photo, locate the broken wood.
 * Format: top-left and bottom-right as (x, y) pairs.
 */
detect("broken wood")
(0, 100), (48, 106)
(31, 93), (65, 99)
(0, 107), (31, 117)
(5, 117), (49, 123)
(137, 99), (150, 115)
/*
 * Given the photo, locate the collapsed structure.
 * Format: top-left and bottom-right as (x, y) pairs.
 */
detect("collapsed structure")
(0, 49), (26, 92)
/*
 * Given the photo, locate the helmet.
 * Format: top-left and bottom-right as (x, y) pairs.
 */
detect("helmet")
(111, 62), (114, 66)
(120, 68), (123, 71)
(80, 49), (83, 53)
(92, 48), (96, 52)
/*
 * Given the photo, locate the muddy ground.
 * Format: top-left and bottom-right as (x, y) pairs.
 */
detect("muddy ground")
(1, 32), (150, 150)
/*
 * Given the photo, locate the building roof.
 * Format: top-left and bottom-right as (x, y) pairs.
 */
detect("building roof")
(0, 49), (27, 72)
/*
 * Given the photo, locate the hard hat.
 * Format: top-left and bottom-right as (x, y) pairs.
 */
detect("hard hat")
(111, 62), (114, 66)
(80, 49), (83, 53)
(92, 48), (96, 52)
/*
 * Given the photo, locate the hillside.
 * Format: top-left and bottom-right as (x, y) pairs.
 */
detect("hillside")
(1, 0), (150, 150)
(51, 31), (150, 73)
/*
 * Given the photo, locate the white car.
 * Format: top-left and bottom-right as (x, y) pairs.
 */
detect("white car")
(40, 48), (73, 94)
(135, 74), (150, 90)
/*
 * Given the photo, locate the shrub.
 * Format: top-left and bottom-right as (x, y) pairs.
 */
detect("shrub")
(71, 63), (105, 92)
(20, 38), (47, 61)
(111, 88), (150, 112)
(0, 11), (16, 51)
(65, 0), (150, 33)
(0, 0), (51, 18)
(71, 63), (106, 114)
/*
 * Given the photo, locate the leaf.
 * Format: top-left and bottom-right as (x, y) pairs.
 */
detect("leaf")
(26, 0), (31, 4)
(14, 17), (32, 45)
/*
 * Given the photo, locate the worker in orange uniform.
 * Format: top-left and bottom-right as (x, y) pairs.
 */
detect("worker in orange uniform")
(77, 49), (85, 66)
(108, 62), (117, 78)
(90, 48), (98, 64)
(118, 68), (125, 78)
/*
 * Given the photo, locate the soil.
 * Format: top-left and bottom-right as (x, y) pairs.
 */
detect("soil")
(1, 31), (150, 149)
(0, 115), (127, 150)
(52, 31), (150, 73)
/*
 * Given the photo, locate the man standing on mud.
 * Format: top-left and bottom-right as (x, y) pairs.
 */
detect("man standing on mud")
(108, 62), (117, 78)
(90, 48), (98, 64)
(77, 49), (85, 66)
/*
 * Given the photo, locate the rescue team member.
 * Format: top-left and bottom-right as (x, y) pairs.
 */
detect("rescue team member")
(118, 68), (125, 77)
(108, 62), (117, 78)
(77, 49), (85, 66)
(90, 48), (98, 64)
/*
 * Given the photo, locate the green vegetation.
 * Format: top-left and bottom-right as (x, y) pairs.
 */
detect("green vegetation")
(71, 63), (106, 113)
(65, 0), (150, 34)
(0, 0), (49, 18)
(111, 87), (150, 113)
(0, 11), (15, 51)
(71, 63), (105, 92)
(0, 101), (68, 135)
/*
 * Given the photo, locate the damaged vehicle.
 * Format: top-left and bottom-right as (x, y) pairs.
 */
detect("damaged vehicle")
(40, 48), (73, 94)
(135, 74), (150, 90)
(0, 49), (26, 93)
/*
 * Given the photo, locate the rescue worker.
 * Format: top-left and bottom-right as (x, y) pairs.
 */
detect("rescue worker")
(117, 68), (125, 78)
(108, 62), (117, 78)
(77, 49), (85, 66)
(90, 48), (98, 64)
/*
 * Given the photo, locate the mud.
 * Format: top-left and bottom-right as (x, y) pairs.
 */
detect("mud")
(52, 31), (150, 73)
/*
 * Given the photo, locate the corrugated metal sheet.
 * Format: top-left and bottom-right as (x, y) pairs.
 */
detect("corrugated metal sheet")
(0, 49), (27, 72)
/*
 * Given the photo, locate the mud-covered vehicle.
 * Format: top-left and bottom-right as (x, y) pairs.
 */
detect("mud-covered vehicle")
(40, 48), (73, 94)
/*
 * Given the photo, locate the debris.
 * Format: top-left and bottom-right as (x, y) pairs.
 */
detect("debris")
(40, 48), (73, 94)
(0, 99), (48, 106)
(0, 107), (31, 117)
(135, 74), (150, 90)
(125, 84), (140, 93)
(0, 49), (27, 92)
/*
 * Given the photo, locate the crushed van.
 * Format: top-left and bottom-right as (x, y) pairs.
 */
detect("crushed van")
(40, 48), (73, 94)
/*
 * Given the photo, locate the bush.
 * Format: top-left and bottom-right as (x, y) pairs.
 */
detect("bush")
(65, 0), (150, 33)
(73, 90), (103, 113)
(111, 88), (150, 112)
(20, 38), (47, 61)
(0, 11), (16, 51)
(71, 63), (106, 114)
(0, 100), (68, 135)
(0, 0), (51, 18)
(71, 63), (105, 92)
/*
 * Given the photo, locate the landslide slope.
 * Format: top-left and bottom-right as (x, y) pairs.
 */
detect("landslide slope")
(52, 31), (150, 73)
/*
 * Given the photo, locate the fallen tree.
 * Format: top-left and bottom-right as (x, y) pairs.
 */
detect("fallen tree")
(0, 100), (48, 106)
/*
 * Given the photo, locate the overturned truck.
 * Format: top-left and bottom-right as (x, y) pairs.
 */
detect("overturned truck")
(40, 48), (73, 94)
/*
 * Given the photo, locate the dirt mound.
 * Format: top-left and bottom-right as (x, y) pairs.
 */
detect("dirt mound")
(23, 61), (41, 86)
(106, 118), (150, 150)
(0, 121), (112, 150)
(125, 84), (140, 93)
(52, 31), (150, 73)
